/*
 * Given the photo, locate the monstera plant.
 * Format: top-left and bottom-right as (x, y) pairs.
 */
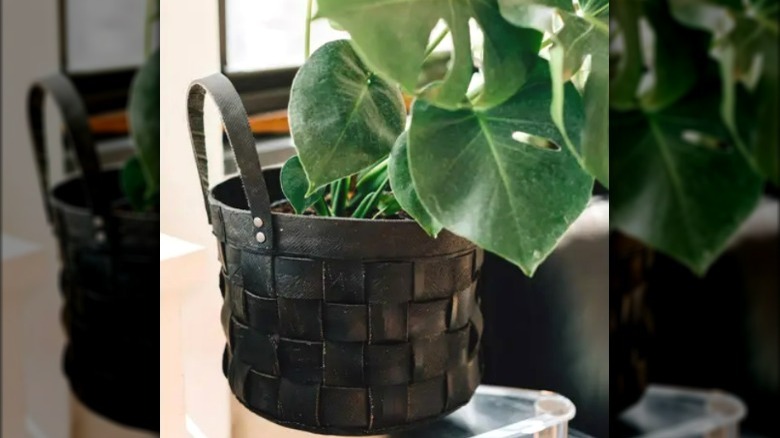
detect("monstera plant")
(122, 0), (160, 211)
(610, 0), (777, 274)
(281, 0), (609, 275)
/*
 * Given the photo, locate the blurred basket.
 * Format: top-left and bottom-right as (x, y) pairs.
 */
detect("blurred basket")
(28, 74), (159, 432)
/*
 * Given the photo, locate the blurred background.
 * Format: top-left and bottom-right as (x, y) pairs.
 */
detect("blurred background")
(609, 0), (779, 436)
(2, 0), (157, 436)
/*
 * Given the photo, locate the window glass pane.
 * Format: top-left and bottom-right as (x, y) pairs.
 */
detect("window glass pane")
(65, 0), (148, 72)
(225, 0), (347, 72)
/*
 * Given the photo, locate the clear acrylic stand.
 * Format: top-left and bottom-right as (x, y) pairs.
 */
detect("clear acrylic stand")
(619, 385), (746, 438)
(231, 385), (581, 438)
(406, 385), (578, 438)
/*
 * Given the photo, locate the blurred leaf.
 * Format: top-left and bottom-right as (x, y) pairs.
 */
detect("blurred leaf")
(128, 48), (160, 204)
(499, 0), (610, 187)
(671, 0), (779, 184)
(289, 40), (406, 194)
(611, 92), (763, 275)
(636, 0), (699, 112)
(317, 0), (541, 109)
(121, 156), (148, 211)
(610, 0), (644, 109)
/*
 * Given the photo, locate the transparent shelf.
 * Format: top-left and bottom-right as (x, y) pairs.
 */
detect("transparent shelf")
(376, 385), (579, 438)
(619, 385), (746, 438)
(229, 385), (584, 437)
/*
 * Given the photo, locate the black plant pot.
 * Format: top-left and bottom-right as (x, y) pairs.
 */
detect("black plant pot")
(28, 75), (159, 432)
(188, 74), (484, 436)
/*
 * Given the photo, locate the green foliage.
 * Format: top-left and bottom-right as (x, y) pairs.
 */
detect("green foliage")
(280, 155), (397, 219)
(281, 156), (326, 214)
(122, 0), (160, 211)
(610, 0), (776, 274)
(611, 91), (762, 274)
(408, 62), (593, 275)
(288, 40), (406, 194)
(317, 0), (542, 109)
(499, 0), (610, 187)
(388, 132), (443, 238)
(121, 156), (148, 211)
(124, 48), (160, 211)
(284, 0), (605, 275)
(670, 0), (779, 185)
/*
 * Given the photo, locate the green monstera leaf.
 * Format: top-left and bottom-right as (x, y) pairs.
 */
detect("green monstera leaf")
(317, 0), (542, 110)
(388, 132), (443, 237)
(289, 40), (406, 194)
(671, 0), (779, 185)
(408, 61), (593, 276)
(634, 0), (700, 112)
(499, 0), (609, 187)
(611, 92), (763, 275)
(281, 156), (326, 214)
(610, 0), (644, 110)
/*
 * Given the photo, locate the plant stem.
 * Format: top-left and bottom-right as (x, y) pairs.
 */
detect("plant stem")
(304, 0), (314, 59)
(372, 206), (395, 219)
(424, 27), (450, 60)
(352, 176), (389, 218)
(330, 177), (349, 216)
(314, 198), (331, 217)
(356, 157), (390, 189)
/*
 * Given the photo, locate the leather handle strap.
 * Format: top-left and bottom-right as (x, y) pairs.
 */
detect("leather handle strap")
(187, 73), (273, 245)
(28, 74), (108, 222)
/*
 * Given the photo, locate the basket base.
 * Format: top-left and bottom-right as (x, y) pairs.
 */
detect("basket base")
(64, 347), (159, 433)
(231, 391), (474, 436)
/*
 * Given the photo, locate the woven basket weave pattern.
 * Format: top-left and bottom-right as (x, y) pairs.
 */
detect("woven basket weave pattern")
(187, 74), (485, 434)
(213, 200), (484, 433)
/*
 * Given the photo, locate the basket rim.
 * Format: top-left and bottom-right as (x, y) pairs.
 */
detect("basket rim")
(49, 166), (159, 223)
(211, 173), (416, 225)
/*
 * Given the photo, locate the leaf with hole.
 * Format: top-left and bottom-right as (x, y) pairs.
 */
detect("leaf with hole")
(281, 156), (326, 214)
(317, 0), (541, 110)
(499, 0), (609, 187)
(670, 0), (779, 185)
(289, 40), (406, 194)
(389, 132), (443, 237)
(409, 61), (593, 275)
(610, 93), (763, 275)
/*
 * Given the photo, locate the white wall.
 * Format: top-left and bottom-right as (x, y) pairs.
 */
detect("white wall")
(1, 0), (59, 241)
(160, 0), (223, 245)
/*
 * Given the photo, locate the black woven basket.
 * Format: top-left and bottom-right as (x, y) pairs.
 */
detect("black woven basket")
(28, 74), (159, 432)
(187, 74), (484, 435)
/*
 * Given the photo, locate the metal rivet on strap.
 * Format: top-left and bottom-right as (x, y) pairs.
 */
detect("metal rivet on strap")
(253, 217), (264, 228)
(95, 231), (106, 243)
(93, 216), (104, 228)
(255, 232), (266, 243)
